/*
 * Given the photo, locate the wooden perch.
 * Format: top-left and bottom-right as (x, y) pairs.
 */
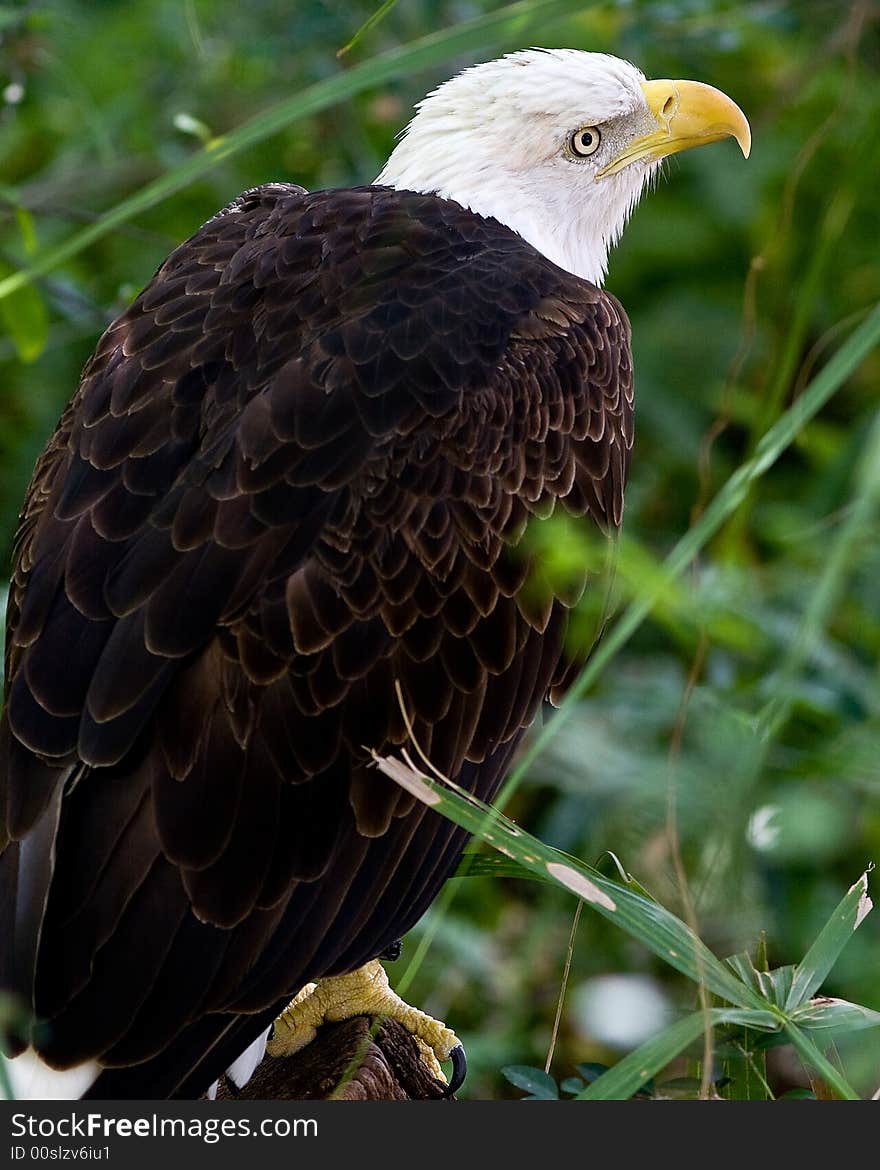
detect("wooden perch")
(215, 1017), (453, 1100)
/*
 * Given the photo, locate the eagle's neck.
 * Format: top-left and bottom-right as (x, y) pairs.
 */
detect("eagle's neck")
(377, 146), (622, 286)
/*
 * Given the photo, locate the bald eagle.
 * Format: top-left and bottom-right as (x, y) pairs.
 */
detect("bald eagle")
(0, 49), (749, 1099)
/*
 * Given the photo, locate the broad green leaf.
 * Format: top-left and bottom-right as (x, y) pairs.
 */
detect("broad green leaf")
(725, 953), (796, 1009)
(375, 754), (769, 1012)
(501, 1065), (558, 1099)
(790, 997), (880, 1034)
(725, 951), (761, 986)
(577, 1008), (781, 1101)
(452, 854), (555, 882)
(785, 872), (872, 1011)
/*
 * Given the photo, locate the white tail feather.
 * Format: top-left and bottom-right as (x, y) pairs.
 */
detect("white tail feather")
(5, 1049), (98, 1100)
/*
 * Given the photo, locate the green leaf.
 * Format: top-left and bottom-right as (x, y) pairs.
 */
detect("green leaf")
(725, 953), (796, 1009)
(337, 0), (400, 58)
(577, 1009), (782, 1101)
(559, 1076), (586, 1095)
(782, 1022), (861, 1100)
(14, 208), (38, 256)
(501, 1065), (559, 1099)
(453, 854), (555, 882)
(0, 260), (47, 363)
(785, 871), (872, 1011)
(790, 997), (880, 1034)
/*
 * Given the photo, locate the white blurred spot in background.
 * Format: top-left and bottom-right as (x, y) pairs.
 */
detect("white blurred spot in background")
(571, 973), (672, 1050)
(747, 803), (782, 851)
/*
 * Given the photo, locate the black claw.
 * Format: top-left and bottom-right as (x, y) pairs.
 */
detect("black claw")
(444, 1043), (467, 1097)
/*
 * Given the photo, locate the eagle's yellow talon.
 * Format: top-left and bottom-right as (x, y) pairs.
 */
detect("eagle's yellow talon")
(412, 1036), (445, 1082)
(267, 959), (459, 1082)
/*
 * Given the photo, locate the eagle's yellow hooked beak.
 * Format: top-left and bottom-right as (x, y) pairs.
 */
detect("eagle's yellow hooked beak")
(598, 79), (751, 177)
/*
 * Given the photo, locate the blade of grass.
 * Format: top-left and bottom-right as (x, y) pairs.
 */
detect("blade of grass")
(785, 871), (872, 1011)
(783, 1021), (861, 1100)
(0, 0), (583, 303)
(337, 0), (400, 58)
(0, 261), (47, 362)
(576, 1008), (780, 1101)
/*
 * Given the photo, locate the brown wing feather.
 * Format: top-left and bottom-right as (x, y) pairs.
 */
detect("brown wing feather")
(0, 182), (633, 1093)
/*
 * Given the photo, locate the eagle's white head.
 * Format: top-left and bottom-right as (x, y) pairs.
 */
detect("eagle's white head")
(377, 48), (750, 286)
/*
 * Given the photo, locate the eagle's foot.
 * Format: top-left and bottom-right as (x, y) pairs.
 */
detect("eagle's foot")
(267, 959), (464, 1090)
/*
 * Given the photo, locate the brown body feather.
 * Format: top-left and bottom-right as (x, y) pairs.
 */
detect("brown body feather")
(0, 183), (633, 1097)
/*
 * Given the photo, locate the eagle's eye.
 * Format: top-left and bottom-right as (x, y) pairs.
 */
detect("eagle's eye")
(568, 126), (602, 158)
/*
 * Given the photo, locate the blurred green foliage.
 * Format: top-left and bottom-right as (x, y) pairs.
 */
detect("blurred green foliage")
(0, 0), (878, 1098)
